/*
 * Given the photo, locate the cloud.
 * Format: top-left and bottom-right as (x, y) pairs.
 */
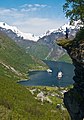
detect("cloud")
(13, 17), (67, 35)
(20, 4), (47, 12)
(0, 4), (48, 16)
(20, 4), (47, 9)
(0, 4), (67, 35)
(0, 8), (23, 17)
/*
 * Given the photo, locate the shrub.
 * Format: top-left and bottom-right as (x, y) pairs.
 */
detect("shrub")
(75, 27), (84, 41)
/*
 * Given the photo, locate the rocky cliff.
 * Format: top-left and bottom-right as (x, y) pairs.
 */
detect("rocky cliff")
(57, 28), (84, 120)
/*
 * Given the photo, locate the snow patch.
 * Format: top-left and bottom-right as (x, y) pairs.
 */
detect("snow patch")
(40, 20), (83, 38)
(0, 22), (39, 42)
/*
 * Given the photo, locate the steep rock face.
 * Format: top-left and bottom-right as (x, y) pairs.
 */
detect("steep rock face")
(57, 35), (84, 120)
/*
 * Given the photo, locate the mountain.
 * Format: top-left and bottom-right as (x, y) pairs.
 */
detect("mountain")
(40, 20), (83, 39)
(38, 20), (83, 47)
(0, 20), (83, 61)
(0, 31), (47, 79)
(36, 20), (83, 60)
(0, 20), (82, 42)
(0, 22), (39, 41)
(0, 22), (64, 60)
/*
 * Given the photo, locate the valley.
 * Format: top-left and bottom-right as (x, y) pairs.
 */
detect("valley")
(0, 28), (71, 120)
(0, 19), (83, 120)
(0, 20), (82, 61)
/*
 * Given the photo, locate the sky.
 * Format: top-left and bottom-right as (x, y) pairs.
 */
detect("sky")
(0, 0), (68, 35)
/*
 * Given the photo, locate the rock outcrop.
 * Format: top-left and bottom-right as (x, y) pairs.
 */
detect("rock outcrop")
(57, 28), (84, 120)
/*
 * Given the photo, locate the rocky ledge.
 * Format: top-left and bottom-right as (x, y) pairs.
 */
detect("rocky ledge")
(57, 28), (84, 120)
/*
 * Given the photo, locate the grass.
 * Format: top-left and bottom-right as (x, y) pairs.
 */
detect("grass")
(58, 54), (72, 63)
(56, 39), (73, 48)
(27, 43), (50, 60)
(0, 68), (70, 120)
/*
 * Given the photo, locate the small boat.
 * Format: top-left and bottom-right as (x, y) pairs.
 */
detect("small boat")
(57, 71), (63, 79)
(47, 69), (52, 73)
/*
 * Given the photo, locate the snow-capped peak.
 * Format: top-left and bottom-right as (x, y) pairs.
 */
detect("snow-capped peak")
(40, 29), (58, 38)
(40, 20), (83, 38)
(60, 20), (82, 30)
(0, 22), (39, 42)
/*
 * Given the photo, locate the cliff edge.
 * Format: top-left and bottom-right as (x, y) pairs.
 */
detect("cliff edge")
(57, 28), (84, 120)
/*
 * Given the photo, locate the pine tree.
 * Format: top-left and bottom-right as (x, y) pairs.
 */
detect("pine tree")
(63, 0), (84, 23)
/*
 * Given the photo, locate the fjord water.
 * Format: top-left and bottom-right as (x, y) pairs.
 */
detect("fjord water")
(19, 61), (74, 87)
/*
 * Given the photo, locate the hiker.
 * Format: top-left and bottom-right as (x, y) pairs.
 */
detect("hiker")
(65, 27), (69, 39)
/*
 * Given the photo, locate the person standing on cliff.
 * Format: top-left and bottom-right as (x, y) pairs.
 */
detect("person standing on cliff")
(65, 27), (69, 39)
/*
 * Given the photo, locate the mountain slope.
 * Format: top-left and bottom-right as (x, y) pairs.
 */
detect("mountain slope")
(26, 43), (50, 60)
(0, 67), (70, 120)
(0, 22), (38, 41)
(36, 20), (83, 60)
(58, 54), (72, 63)
(0, 31), (47, 78)
(0, 31), (70, 120)
(0, 20), (83, 61)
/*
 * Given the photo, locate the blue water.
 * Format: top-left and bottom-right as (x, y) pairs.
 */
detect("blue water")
(19, 61), (74, 87)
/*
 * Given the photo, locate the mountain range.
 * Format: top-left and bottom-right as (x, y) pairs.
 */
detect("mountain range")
(0, 20), (83, 61)
(0, 20), (83, 120)
(0, 22), (39, 42)
(0, 20), (83, 42)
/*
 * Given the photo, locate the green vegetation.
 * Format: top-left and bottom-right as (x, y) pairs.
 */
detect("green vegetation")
(63, 0), (84, 23)
(0, 63), (70, 120)
(58, 54), (72, 63)
(27, 44), (50, 60)
(0, 32), (47, 78)
(57, 39), (73, 48)
(74, 27), (84, 41)
(0, 32), (71, 119)
(0, 73), (70, 120)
